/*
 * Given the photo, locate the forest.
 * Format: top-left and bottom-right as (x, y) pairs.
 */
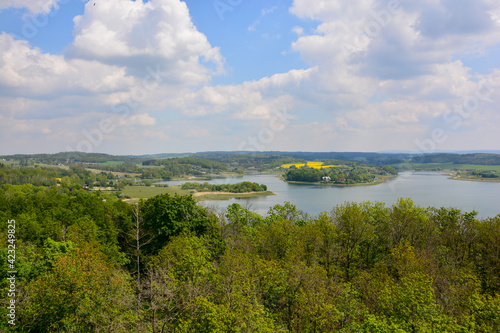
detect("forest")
(284, 165), (398, 184)
(181, 181), (268, 193)
(1, 182), (500, 332)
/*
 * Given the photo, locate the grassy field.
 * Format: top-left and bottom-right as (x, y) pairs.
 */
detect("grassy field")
(1, 160), (18, 166)
(99, 161), (125, 167)
(27, 163), (70, 170)
(121, 185), (191, 199)
(392, 163), (500, 172)
(86, 168), (142, 177)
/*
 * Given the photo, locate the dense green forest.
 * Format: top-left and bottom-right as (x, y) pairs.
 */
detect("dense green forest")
(0, 163), (119, 189)
(140, 157), (235, 179)
(284, 165), (398, 184)
(1, 183), (499, 332)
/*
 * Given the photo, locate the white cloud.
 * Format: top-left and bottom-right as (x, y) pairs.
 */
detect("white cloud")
(67, 0), (224, 85)
(173, 68), (315, 119)
(0, 0), (61, 14)
(119, 113), (156, 126)
(0, 33), (134, 97)
(292, 26), (303, 36)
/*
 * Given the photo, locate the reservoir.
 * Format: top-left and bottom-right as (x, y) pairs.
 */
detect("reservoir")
(157, 172), (500, 219)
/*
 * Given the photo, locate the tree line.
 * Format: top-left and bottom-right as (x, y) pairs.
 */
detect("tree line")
(0, 163), (119, 189)
(471, 171), (499, 179)
(0, 152), (141, 165)
(1, 185), (499, 332)
(411, 153), (500, 165)
(181, 181), (268, 193)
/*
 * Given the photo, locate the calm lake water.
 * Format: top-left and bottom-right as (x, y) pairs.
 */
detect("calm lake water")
(157, 172), (500, 219)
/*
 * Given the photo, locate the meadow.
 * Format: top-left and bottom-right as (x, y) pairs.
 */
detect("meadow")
(119, 185), (191, 200)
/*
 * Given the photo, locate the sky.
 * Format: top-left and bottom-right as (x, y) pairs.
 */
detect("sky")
(0, 0), (499, 155)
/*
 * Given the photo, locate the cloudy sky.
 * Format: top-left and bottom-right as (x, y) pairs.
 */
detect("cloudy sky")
(0, 0), (499, 155)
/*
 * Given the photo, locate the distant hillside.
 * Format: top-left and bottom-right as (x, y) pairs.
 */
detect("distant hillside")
(2, 151), (499, 167)
(0, 152), (142, 164)
(411, 153), (500, 165)
(194, 151), (408, 166)
(379, 150), (500, 154)
(120, 153), (192, 159)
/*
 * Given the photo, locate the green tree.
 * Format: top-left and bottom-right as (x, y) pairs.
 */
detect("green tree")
(141, 193), (221, 255)
(20, 243), (137, 332)
(332, 202), (374, 281)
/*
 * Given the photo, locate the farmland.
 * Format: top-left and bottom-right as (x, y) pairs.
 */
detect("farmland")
(121, 185), (191, 199)
(279, 161), (343, 169)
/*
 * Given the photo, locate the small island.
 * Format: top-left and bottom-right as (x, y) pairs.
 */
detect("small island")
(280, 161), (398, 185)
(181, 181), (274, 201)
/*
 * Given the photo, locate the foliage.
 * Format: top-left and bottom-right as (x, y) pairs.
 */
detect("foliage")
(19, 243), (137, 332)
(1, 184), (500, 332)
(140, 193), (222, 255)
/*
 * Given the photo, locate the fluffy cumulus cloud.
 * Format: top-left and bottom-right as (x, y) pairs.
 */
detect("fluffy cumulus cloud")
(0, 33), (133, 98)
(174, 68), (315, 119)
(0, 0), (225, 154)
(67, 0), (223, 84)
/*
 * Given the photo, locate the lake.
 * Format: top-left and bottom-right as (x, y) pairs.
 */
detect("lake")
(157, 172), (500, 219)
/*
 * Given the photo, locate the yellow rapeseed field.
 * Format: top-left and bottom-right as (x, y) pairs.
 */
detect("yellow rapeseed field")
(279, 162), (341, 169)
(280, 163), (306, 169)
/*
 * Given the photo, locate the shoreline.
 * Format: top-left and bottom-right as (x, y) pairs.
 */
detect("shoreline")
(401, 170), (500, 183)
(193, 190), (275, 201)
(447, 172), (500, 183)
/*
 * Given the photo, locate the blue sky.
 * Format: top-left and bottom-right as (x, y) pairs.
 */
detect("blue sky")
(0, 0), (499, 155)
